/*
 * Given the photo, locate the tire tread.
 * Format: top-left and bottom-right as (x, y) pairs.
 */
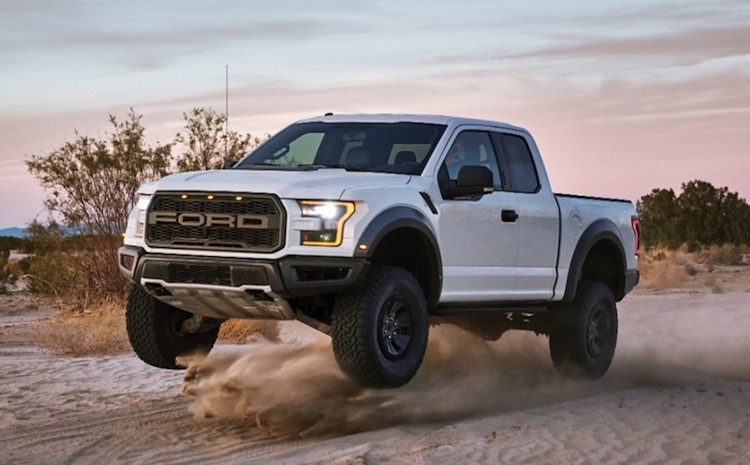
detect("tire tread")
(126, 286), (218, 369)
(331, 266), (428, 388)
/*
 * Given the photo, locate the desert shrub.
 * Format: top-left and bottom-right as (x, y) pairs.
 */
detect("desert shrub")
(175, 107), (265, 171)
(639, 248), (689, 290)
(218, 319), (281, 343)
(641, 260), (688, 290)
(20, 252), (82, 300)
(0, 251), (18, 294)
(18, 222), (133, 304)
(18, 222), (85, 303)
(34, 297), (130, 356)
(696, 244), (743, 266)
(0, 236), (22, 251)
(26, 110), (172, 298)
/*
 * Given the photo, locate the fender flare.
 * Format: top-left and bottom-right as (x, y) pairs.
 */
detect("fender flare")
(563, 219), (627, 302)
(354, 207), (442, 308)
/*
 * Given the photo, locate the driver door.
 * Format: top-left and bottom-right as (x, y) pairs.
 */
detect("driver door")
(436, 129), (520, 303)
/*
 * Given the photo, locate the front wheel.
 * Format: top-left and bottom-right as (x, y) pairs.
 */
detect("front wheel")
(549, 281), (618, 380)
(126, 285), (220, 369)
(331, 266), (429, 389)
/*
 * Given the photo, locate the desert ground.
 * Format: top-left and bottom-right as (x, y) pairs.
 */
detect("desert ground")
(1, 265), (749, 464)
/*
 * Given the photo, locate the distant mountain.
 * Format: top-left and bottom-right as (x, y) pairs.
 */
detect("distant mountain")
(0, 227), (26, 238)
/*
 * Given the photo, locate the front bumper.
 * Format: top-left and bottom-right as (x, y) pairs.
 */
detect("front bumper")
(118, 246), (368, 319)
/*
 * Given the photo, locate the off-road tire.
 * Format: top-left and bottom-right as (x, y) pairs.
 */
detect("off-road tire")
(331, 266), (429, 389)
(126, 285), (219, 369)
(549, 280), (618, 380)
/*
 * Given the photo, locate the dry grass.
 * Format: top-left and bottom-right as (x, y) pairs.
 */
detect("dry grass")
(639, 247), (690, 290)
(219, 319), (281, 343)
(695, 244), (747, 266)
(639, 244), (750, 292)
(35, 298), (130, 356)
(34, 294), (281, 356)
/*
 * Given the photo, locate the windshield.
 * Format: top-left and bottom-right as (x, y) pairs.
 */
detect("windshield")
(235, 122), (446, 174)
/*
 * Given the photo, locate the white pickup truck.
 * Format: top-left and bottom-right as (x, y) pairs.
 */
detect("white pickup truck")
(119, 114), (640, 388)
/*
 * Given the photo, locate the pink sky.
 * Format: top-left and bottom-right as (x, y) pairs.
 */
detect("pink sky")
(1, 1), (749, 229)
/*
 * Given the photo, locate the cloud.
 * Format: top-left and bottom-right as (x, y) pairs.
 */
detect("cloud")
(513, 26), (750, 66)
(0, 1), (368, 72)
(425, 1), (750, 70)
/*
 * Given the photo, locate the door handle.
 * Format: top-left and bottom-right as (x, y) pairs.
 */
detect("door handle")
(501, 209), (519, 222)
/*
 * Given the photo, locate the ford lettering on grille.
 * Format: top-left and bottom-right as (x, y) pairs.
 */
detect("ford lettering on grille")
(145, 193), (285, 252)
(148, 212), (271, 229)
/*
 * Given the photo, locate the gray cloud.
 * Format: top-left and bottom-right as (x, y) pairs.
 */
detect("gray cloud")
(424, 0), (750, 69)
(514, 26), (750, 65)
(0, 1), (368, 72)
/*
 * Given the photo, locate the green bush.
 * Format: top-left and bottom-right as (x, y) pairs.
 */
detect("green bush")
(20, 251), (82, 299)
(637, 180), (750, 248)
(0, 251), (18, 294)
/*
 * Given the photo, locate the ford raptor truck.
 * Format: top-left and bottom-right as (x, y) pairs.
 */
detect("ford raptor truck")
(119, 114), (640, 388)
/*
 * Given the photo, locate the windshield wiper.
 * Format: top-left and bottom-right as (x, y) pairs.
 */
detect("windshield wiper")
(306, 164), (366, 171)
(235, 163), (367, 171)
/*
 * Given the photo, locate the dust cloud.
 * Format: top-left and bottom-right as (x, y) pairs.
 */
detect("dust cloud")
(181, 325), (576, 436)
(180, 299), (750, 437)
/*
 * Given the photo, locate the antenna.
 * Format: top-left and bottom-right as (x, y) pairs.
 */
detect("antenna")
(224, 65), (229, 158)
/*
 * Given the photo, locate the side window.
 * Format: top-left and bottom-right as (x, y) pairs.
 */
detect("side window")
(493, 133), (540, 193)
(442, 131), (503, 188)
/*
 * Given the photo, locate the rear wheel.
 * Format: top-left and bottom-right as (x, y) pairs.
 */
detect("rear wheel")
(331, 266), (429, 388)
(549, 281), (618, 380)
(126, 285), (220, 369)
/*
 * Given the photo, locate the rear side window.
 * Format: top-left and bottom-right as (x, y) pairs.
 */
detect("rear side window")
(492, 133), (540, 193)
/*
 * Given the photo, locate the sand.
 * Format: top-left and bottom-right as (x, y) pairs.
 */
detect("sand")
(1, 290), (749, 464)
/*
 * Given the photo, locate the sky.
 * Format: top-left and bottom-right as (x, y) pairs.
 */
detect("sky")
(1, 0), (749, 229)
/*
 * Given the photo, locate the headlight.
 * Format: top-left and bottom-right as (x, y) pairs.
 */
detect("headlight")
(134, 194), (152, 238)
(298, 200), (355, 246)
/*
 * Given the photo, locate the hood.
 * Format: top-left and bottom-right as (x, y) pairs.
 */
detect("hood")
(148, 168), (410, 199)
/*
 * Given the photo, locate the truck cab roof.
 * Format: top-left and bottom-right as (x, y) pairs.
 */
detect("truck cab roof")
(296, 113), (528, 134)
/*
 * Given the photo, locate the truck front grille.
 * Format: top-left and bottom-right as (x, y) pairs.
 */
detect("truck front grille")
(145, 193), (285, 252)
(168, 263), (232, 286)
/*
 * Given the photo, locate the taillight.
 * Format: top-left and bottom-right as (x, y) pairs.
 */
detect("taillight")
(631, 216), (641, 256)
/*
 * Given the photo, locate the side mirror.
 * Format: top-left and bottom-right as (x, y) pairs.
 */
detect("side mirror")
(446, 165), (494, 199)
(223, 159), (238, 169)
